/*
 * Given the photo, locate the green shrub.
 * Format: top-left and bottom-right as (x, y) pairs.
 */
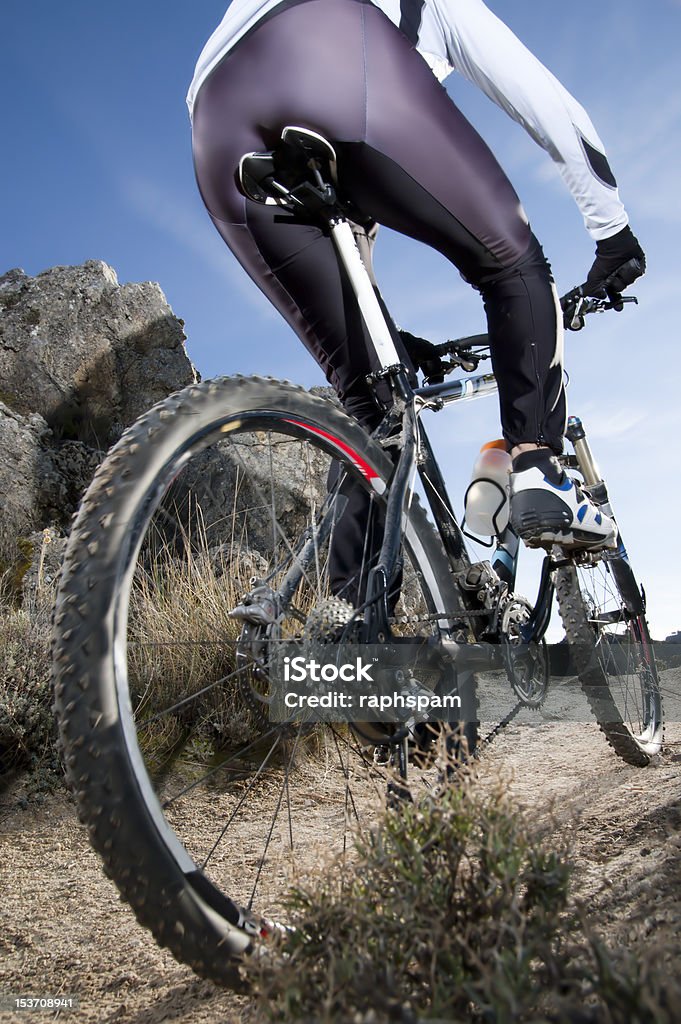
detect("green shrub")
(246, 774), (573, 1022)
(246, 770), (681, 1023)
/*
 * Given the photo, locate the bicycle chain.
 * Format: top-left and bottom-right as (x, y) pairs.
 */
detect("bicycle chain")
(389, 607), (525, 752)
(476, 701), (524, 754)
(389, 608), (491, 625)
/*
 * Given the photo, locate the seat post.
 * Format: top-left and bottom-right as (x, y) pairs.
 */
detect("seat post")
(328, 218), (401, 372)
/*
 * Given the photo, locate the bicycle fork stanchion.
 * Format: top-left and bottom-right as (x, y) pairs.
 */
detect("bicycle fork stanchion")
(566, 415), (603, 488)
(567, 413), (621, 531)
(567, 415), (645, 617)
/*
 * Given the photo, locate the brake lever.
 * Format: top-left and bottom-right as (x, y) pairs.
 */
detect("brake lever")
(440, 354), (480, 374)
(604, 294), (638, 312)
(564, 292), (637, 331)
(567, 296), (587, 332)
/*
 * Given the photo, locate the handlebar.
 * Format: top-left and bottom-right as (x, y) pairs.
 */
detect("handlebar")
(428, 278), (638, 383)
(431, 334), (490, 373)
(560, 289), (638, 332)
(559, 257), (642, 330)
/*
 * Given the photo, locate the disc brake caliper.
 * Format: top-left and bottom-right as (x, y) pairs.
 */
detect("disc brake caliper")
(230, 579), (280, 718)
(230, 579), (278, 626)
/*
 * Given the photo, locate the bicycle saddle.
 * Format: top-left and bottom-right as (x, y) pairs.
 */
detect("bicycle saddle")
(238, 126), (338, 207)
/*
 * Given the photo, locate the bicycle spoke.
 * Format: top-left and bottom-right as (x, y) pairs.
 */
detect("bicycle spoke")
(199, 732), (282, 870)
(330, 728), (361, 843)
(137, 660), (252, 728)
(247, 727), (303, 910)
(163, 726), (282, 810)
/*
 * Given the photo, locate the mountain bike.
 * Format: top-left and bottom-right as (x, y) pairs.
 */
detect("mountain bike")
(51, 126), (662, 987)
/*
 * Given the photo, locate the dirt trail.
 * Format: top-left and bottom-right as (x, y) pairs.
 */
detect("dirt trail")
(2, 673), (681, 1023)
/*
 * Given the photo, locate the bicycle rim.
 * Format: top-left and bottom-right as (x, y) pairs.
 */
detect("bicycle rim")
(555, 556), (662, 764)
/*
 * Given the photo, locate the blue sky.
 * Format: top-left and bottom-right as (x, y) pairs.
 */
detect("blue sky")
(2, 0), (680, 638)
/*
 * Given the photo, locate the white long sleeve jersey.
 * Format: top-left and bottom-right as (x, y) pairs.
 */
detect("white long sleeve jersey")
(186, 0), (627, 240)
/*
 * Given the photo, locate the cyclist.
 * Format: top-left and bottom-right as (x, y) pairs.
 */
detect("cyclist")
(187, 0), (645, 566)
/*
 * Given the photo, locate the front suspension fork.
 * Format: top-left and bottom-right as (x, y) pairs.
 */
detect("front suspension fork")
(517, 412), (636, 644)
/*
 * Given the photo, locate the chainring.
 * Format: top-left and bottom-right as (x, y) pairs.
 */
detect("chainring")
(499, 595), (550, 708)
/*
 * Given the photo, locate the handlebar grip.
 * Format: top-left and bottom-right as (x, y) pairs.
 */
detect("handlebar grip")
(606, 256), (644, 294)
(560, 256), (645, 312)
(433, 333), (488, 356)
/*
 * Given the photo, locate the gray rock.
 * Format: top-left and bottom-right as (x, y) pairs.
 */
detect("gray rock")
(160, 430), (330, 558)
(0, 260), (340, 612)
(0, 260), (197, 446)
(0, 403), (61, 542)
(0, 402), (103, 545)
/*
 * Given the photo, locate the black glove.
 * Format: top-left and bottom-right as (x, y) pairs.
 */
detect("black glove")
(398, 329), (445, 384)
(585, 225), (646, 297)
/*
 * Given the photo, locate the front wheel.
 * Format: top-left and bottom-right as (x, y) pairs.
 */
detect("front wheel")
(554, 551), (662, 765)
(52, 375), (474, 987)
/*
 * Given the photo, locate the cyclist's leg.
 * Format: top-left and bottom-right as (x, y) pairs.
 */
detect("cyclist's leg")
(191, 0), (407, 432)
(336, 2), (565, 453)
(192, 0), (416, 599)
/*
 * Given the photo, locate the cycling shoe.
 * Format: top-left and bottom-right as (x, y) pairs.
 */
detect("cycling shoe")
(510, 458), (616, 551)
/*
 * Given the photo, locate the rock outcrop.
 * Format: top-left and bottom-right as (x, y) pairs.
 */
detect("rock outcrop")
(0, 261), (198, 563)
(0, 262), (340, 605)
(0, 402), (102, 545)
(0, 261), (197, 447)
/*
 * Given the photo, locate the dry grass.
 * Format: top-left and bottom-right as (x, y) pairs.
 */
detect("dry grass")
(0, 523), (270, 780)
(0, 598), (54, 777)
(128, 538), (258, 760)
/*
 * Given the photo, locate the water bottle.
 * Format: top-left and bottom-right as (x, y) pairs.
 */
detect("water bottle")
(464, 440), (512, 537)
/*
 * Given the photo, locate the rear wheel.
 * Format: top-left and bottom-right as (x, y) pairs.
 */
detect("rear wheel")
(554, 552), (662, 766)
(52, 375), (474, 986)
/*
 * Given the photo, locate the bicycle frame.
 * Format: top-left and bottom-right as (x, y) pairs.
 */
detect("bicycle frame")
(328, 204), (634, 650)
(327, 209), (538, 644)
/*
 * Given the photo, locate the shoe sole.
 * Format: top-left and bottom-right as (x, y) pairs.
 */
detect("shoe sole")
(510, 490), (616, 551)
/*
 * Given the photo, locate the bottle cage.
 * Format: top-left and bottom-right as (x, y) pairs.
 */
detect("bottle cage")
(462, 477), (509, 544)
